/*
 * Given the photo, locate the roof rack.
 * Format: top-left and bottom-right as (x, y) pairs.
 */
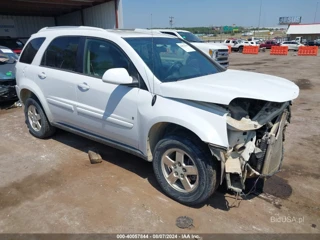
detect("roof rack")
(38, 26), (105, 33)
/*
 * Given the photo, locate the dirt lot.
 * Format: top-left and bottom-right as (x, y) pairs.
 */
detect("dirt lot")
(0, 51), (319, 234)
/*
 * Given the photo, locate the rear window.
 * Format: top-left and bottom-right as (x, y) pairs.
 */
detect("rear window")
(41, 36), (80, 72)
(20, 38), (46, 64)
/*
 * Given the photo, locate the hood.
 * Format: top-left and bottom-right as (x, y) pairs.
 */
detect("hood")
(158, 69), (299, 105)
(191, 42), (228, 50)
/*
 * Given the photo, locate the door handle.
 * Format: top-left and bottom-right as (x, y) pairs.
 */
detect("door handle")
(78, 82), (90, 91)
(38, 72), (46, 79)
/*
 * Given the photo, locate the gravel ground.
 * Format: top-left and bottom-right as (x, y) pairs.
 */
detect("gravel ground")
(0, 51), (319, 234)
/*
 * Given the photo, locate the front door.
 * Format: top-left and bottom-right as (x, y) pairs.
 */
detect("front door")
(75, 37), (140, 149)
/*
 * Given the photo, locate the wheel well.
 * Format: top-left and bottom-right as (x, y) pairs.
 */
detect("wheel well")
(20, 89), (39, 104)
(147, 123), (204, 161)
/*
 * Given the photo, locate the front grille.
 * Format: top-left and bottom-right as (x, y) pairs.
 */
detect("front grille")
(217, 57), (228, 61)
(218, 49), (229, 53)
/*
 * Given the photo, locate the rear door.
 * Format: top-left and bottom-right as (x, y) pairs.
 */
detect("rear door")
(31, 36), (82, 125)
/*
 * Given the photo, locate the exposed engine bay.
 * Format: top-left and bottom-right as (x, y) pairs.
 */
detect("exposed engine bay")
(211, 98), (291, 193)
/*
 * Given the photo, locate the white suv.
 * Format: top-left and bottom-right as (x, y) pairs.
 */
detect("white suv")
(280, 41), (304, 51)
(15, 26), (299, 205)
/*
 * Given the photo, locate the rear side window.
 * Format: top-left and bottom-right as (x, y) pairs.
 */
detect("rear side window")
(19, 37), (45, 64)
(41, 36), (80, 72)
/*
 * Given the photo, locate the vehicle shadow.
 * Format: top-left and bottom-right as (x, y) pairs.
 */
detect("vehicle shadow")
(52, 129), (153, 180)
(52, 130), (291, 212)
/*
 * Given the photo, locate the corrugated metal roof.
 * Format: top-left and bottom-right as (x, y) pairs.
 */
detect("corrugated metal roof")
(287, 24), (320, 34)
(0, 0), (111, 17)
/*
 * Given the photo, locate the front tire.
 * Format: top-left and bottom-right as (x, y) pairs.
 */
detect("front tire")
(24, 97), (56, 139)
(239, 46), (243, 53)
(153, 135), (218, 205)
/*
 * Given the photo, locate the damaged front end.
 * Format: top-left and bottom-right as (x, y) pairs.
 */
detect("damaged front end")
(0, 79), (17, 102)
(211, 98), (291, 193)
(0, 51), (18, 102)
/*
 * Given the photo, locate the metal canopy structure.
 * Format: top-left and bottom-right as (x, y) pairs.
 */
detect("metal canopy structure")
(0, 0), (112, 17)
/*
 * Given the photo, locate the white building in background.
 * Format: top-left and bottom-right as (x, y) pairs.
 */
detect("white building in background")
(286, 24), (320, 41)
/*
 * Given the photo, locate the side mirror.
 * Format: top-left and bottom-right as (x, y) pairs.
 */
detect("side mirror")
(102, 68), (133, 85)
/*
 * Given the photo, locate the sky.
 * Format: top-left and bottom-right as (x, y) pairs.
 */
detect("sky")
(122, 0), (320, 28)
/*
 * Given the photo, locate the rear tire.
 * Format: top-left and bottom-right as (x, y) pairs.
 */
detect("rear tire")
(239, 46), (243, 53)
(153, 135), (218, 205)
(24, 97), (56, 139)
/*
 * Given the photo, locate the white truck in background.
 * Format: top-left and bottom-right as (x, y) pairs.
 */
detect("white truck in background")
(223, 39), (260, 53)
(136, 29), (229, 68)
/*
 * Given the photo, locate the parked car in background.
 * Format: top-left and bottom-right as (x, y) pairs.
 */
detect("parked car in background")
(280, 41), (304, 51)
(306, 40), (320, 46)
(141, 29), (230, 68)
(231, 40), (259, 52)
(0, 46), (18, 101)
(259, 40), (280, 49)
(16, 26), (299, 205)
(0, 37), (25, 55)
(248, 37), (263, 42)
(223, 38), (239, 47)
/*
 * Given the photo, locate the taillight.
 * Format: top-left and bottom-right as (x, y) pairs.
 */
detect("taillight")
(13, 49), (21, 54)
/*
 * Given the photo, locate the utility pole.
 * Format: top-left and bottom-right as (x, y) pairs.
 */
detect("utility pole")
(258, 0), (262, 36)
(169, 16), (174, 28)
(314, 2), (319, 23)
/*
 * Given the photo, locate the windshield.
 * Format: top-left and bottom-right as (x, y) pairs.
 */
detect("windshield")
(177, 32), (203, 43)
(0, 50), (17, 80)
(125, 37), (223, 83)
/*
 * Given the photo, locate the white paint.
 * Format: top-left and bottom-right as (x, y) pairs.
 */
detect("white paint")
(159, 69), (299, 105)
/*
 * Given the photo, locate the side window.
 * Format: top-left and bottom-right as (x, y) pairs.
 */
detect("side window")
(41, 36), (80, 72)
(226, 40), (230, 43)
(84, 38), (147, 89)
(19, 37), (45, 64)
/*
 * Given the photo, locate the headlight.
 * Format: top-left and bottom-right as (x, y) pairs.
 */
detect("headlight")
(209, 49), (218, 59)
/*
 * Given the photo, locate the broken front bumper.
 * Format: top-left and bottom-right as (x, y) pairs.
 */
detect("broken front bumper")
(211, 101), (290, 193)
